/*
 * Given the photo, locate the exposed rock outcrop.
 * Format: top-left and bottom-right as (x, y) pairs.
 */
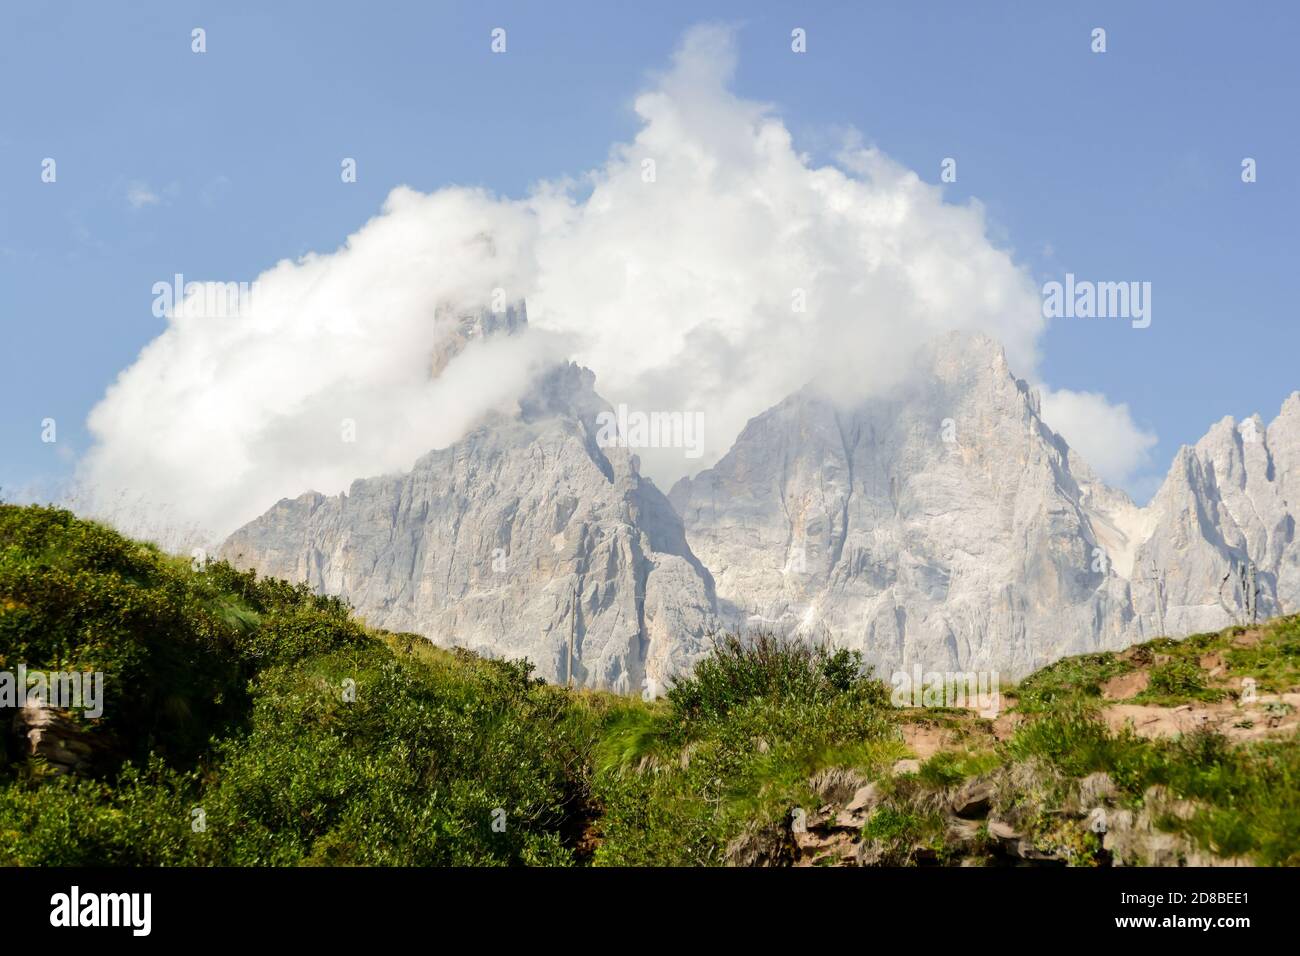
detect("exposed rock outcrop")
(11, 704), (104, 776)
(221, 353), (719, 691)
(224, 310), (1298, 689)
(671, 332), (1300, 679)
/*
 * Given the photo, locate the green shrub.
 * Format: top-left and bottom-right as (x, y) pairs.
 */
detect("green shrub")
(666, 632), (887, 724)
(2, 505), (1297, 867)
(593, 637), (896, 865)
(1141, 657), (1224, 704)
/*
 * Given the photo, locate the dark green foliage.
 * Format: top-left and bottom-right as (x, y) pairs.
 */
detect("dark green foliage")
(0, 759), (201, 866)
(2, 505), (246, 765)
(666, 632), (888, 724)
(0, 505), (592, 865)
(1140, 657), (1225, 703)
(0, 505), (371, 768)
(592, 635), (897, 865)
(1, 505), (1297, 867)
(187, 647), (588, 865)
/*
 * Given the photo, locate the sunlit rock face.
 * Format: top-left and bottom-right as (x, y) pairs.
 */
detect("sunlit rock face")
(670, 332), (1300, 679)
(224, 309), (1299, 687)
(222, 359), (719, 692)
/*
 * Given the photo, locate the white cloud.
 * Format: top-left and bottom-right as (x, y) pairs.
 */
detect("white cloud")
(126, 181), (161, 208)
(1039, 387), (1158, 489)
(78, 23), (1151, 540)
(81, 187), (558, 538)
(524, 25), (1051, 485)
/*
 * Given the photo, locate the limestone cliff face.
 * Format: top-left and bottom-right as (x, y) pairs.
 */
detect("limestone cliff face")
(669, 333), (1299, 679)
(1131, 394), (1300, 639)
(669, 333), (1133, 678)
(221, 360), (718, 692)
(222, 312), (1297, 687)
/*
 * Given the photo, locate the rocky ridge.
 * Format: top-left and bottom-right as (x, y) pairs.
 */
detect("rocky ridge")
(221, 355), (719, 691)
(671, 332), (1299, 679)
(222, 306), (1299, 688)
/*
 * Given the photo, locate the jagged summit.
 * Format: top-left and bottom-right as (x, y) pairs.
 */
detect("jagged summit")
(220, 337), (719, 691)
(1131, 389), (1300, 637)
(222, 317), (1299, 686)
(670, 327), (1120, 677)
(670, 337), (1298, 677)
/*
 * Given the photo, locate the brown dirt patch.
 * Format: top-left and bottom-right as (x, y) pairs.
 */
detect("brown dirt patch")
(1103, 693), (1300, 741)
(1232, 628), (1264, 648)
(899, 722), (959, 759)
(1101, 670), (1150, 700)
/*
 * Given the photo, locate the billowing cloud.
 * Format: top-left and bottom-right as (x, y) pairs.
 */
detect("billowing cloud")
(1039, 387), (1159, 488)
(77, 23), (1152, 541)
(526, 25), (1050, 483)
(81, 188), (560, 539)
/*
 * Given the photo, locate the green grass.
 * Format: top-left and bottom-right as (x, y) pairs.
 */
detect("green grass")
(1, 504), (1298, 866)
(0, 505), (595, 865)
(917, 748), (1001, 789)
(1011, 651), (1135, 713)
(590, 637), (900, 865)
(1224, 616), (1300, 691)
(1002, 705), (1300, 864)
(1012, 620), (1300, 711)
(1135, 657), (1226, 705)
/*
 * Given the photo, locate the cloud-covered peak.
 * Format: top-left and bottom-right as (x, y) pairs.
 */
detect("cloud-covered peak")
(77, 23), (1150, 540)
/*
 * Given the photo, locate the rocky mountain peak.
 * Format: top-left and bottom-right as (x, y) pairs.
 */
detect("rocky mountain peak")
(221, 319), (719, 691)
(223, 318), (1300, 688)
(430, 299), (528, 376)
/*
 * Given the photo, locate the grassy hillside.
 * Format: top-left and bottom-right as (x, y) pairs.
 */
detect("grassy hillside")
(1, 504), (1297, 866)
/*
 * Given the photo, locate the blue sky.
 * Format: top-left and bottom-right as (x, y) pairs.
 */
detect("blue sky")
(2, 0), (1297, 509)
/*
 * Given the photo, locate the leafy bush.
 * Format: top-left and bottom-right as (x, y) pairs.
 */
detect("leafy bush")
(1141, 657), (1225, 704)
(0, 505), (597, 865)
(2, 505), (1297, 867)
(666, 632), (887, 724)
(593, 635), (896, 865)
